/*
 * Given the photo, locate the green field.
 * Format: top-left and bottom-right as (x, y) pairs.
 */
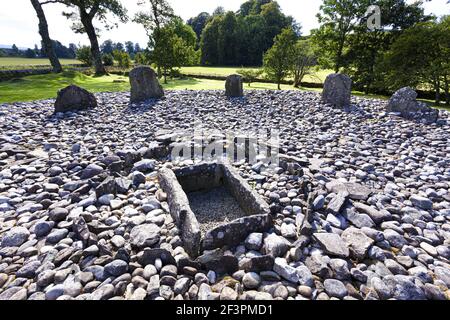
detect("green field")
(0, 57), (81, 67)
(0, 71), (300, 104)
(180, 66), (331, 84)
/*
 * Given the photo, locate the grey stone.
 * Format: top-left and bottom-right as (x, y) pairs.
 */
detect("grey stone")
(324, 279), (348, 299)
(242, 272), (261, 289)
(313, 233), (349, 258)
(322, 73), (352, 108)
(34, 221), (54, 237)
(341, 227), (374, 260)
(410, 195), (433, 210)
(1, 226), (30, 248)
(130, 224), (160, 249)
(129, 66), (164, 103)
(245, 233), (263, 251)
(225, 74), (244, 97)
(263, 233), (291, 257)
(54, 85), (97, 113)
(387, 87), (439, 123)
(104, 260), (128, 277)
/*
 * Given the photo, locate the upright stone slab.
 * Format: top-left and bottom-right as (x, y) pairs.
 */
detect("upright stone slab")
(386, 87), (439, 124)
(225, 74), (244, 97)
(129, 66), (164, 103)
(322, 73), (352, 108)
(54, 85), (97, 113)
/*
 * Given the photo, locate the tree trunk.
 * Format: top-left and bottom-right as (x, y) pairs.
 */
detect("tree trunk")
(80, 11), (106, 76)
(30, 0), (62, 73)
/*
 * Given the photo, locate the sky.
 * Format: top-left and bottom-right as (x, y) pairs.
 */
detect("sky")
(0, 0), (449, 49)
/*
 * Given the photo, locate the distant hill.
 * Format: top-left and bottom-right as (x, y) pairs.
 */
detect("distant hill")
(0, 44), (28, 50)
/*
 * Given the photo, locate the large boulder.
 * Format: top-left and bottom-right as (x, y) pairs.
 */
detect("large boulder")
(129, 66), (164, 103)
(54, 85), (97, 113)
(386, 87), (439, 123)
(225, 74), (244, 97)
(322, 73), (352, 108)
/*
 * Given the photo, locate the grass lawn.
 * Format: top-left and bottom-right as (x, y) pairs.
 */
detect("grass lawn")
(180, 66), (332, 84)
(0, 57), (81, 67)
(1, 71), (447, 110)
(0, 71), (300, 104)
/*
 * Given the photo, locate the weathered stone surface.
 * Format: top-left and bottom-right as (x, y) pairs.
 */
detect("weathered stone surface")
(225, 74), (244, 97)
(313, 233), (349, 258)
(54, 85), (97, 113)
(1, 227), (30, 248)
(196, 249), (239, 275)
(129, 66), (164, 102)
(387, 87), (439, 123)
(322, 73), (352, 108)
(326, 181), (372, 201)
(203, 214), (272, 251)
(341, 227), (374, 260)
(130, 224), (161, 249)
(263, 233), (291, 257)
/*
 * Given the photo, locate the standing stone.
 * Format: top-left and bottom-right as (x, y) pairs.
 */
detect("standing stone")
(54, 85), (97, 113)
(225, 74), (244, 97)
(129, 66), (164, 103)
(322, 73), (352, 108)
(386, 87), (439, 123)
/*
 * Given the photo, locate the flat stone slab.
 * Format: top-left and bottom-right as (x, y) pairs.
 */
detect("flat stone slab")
(313, 233), (350, 258)
(326, 180), (373, 201)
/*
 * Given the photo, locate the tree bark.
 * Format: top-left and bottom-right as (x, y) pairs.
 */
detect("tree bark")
(30, 0), (62, 73)
(79, 9), (106, 76)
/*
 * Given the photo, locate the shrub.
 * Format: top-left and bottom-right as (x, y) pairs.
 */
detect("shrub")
(237, 69), (264, 86)
(102, 53), (114, 66)
(134, 52), (150, 65)
(76, 46), (93, 66)
(113, 50), (131, 68)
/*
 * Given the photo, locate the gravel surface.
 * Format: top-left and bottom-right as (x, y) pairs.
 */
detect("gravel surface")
(0, 90), (449, 300)
(187, 186), (247, 236)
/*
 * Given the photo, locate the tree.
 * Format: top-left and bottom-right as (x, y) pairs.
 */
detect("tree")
(199, 0), (294, 66)
(151, 23), (194, 83)
(125, 41), (135, 57)
(134, 43), (142, 53)
(11, 44), (20, 56)
(134, 0), (175, 36)
(135, 51), (150, 65)
(113, 50), (131, 68)
(383, 17), (450, 104)
(114, 42), (124, 52)
(134, 0), (176, 75)
(25, 48), (37, 58)
(101, 39), (114, 54)
(187, 12), (211, 48)
(102, 53), (114, 66)
(213, 6), (225, 17)
(76, 45), (92, 66)
(58, 0), (128, 75)
(30, 0), (63, 72)
(263, 27), (297, 89)
(217, 11), (241, 66)
(343, 0), (431, 93)
(311, 0), (366, 72)
(200, 15), (222, 65)
(291, 40), (316, 87)
(34, 44), (41, 57)
(237, 69), (264, 86)
(68, 43), (78, 58)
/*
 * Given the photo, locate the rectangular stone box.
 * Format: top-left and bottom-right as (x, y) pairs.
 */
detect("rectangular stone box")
(158, 162), (272, 257)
